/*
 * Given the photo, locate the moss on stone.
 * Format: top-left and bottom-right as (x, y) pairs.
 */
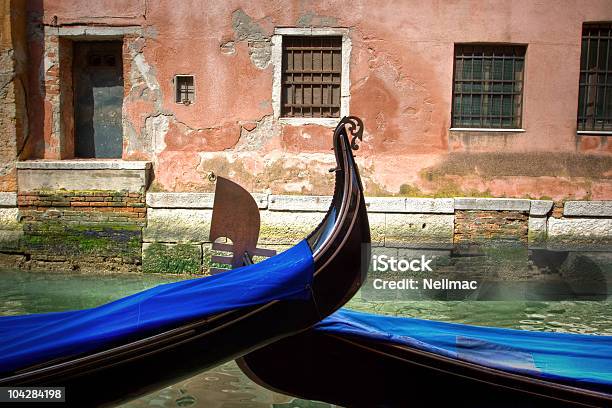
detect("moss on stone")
(528, 229), (548, 245)
(147, 182), (169, 193)
(143, 243), (201, 274)
(59, 223), (141, 232)
(259, 225), (302, 240)
(259, 223), (311, 245)
(398, 181), (495, 198)
(22, 221), (142, 261)
(398, 183), (424, 196)
(31, 188), (132, 195)
(202, 245), (228, 273)
(527, 195), (553, 201)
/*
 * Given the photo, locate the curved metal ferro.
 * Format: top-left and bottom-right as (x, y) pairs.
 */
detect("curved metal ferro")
(338, 116), (364, 151)
(209, 177), (260, 270)
(209, 176), (277, 272)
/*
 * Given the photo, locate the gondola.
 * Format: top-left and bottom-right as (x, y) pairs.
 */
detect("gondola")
(0, 116), (370, 407)
(238, 309), (612, 407)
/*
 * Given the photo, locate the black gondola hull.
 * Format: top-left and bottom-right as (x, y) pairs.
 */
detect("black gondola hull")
(239, 330), (612, 408)
(35, 300), (318, 407)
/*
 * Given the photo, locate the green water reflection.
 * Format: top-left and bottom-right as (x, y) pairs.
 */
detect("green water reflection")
(0, 269), (180, 316)
(346, 298), (612, 335)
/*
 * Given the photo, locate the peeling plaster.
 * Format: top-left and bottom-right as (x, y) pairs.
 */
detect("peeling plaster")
(125, 36), (160, 104)
(146, 113), (170, 155)
(232, 9), (266, 41)
(194, 150), (339, 195)
(123, 35), (164, 158)
(43, 55), (55, 74)
(231, 9), (271, 69)
(133, 53), (160, 92)
(0, 159), (15, 177)
(235, 115), (279, 151)
(220, 41), (236, 55)
(296, 12), (338, 27)
(248, 40), (271, 69)
(284, 180), (313, 192)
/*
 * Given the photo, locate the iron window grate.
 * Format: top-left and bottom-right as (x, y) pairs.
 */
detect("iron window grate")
(175, 75), (195, 105)
(578, 23), (612, 132)
(452, 44), (526, 129)
(281, 36), (342, 118)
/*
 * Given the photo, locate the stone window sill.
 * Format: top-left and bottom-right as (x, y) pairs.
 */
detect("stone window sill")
(449, 128), (526, 133)
(16, 160), (151, 170)
(278, 117), (340, 127)
(576, 131), (612, 136)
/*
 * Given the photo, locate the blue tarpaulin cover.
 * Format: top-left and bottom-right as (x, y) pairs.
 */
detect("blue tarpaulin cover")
(316, 309), (612, 392)
(0, 240), (314, 375)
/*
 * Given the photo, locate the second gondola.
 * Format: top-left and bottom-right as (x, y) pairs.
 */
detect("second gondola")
(239, 309), (612, 407)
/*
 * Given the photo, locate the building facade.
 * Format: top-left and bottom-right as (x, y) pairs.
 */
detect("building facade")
(0, 0), (611, 271)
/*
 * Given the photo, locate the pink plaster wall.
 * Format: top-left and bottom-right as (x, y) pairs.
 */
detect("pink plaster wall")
(22, 0), (612, 200)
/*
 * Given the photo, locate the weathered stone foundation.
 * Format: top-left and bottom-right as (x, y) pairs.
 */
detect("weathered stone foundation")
(0, 191), (610, 274)
(0, 160), (151, 271)
(18, 190), (145, 272)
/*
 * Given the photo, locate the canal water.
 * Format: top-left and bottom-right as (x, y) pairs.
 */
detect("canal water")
(1, 246), (611, 407)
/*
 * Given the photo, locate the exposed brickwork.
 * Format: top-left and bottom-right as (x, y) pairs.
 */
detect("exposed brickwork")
(43, 34), (62, 159)
(454, 210), (528, 244)
(0, 0), (27, 191)
(18, 190), (146, 221)
(17, 190), (146, 270)
(551, 201), (564, 219)
(122, 35), (134, 97)
(58, 38), (74, 158)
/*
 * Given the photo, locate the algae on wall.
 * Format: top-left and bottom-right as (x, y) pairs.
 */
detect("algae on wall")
(142, 242), (202, 274)
(23, 222), (142, 262)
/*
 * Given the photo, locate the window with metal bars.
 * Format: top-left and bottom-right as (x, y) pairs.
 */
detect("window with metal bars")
(281, 36), (342, 118)
(175, 75), (194, 105)
(578, 23), (612, 132)
(452, 44), (526, 129)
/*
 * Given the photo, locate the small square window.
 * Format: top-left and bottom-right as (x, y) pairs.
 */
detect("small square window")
(175, 75), (195, 105)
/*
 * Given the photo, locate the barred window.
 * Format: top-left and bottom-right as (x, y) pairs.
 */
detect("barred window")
(175, 75), (194, 105)
(452, 44), (526, 129)
(281, 36), (342, 118)
(578, 23), (612, 132)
